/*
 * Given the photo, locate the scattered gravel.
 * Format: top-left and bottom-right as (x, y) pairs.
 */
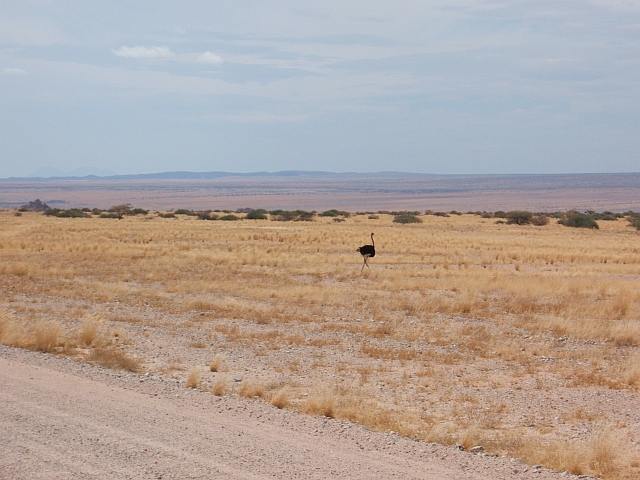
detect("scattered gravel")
(1, 344), (586, 480)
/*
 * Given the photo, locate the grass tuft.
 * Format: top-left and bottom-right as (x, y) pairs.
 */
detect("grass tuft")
(87, 348), (141, 372)
(185, 368), (201, 388)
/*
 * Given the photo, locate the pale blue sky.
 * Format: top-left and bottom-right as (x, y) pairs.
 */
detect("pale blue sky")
(1, 1), (639, 177)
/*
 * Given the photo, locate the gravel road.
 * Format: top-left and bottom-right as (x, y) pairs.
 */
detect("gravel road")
(0, 345), (586, 480)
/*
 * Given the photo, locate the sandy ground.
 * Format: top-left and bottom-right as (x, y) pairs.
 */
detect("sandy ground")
(0, 345), (588, 480)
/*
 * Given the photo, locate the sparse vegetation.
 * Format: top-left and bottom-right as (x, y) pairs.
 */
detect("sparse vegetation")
(219, 214), (241, 221)
(393, 212), (422, 224)
(245, 209), (268, 220)
(87, 348), (141, 372)
(185, 368), (201, 388)
(319, 209), (350, 218)
(44, 208), (87, 218)
(560, 213), (599, 229)
(210, 353), (225, 372)
(174, 209), (196, 216)
(211, 375), (230, 396)
(269, 209), (315, 221)
(505, 210), (533, 225)
(270, 386), (290, 409)
(1, 209), (639, 479)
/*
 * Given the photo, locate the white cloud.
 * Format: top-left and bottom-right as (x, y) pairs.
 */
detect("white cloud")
(112, 46), (174, 59)
(3, 68), (27, 75)
(197, 52), (224, 65)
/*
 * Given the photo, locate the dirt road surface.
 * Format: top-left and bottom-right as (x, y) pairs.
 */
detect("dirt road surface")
(0, 345), (585, 480)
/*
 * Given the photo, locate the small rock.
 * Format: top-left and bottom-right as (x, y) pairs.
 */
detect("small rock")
(233, 375), (243, 382)
(20, 199), (50, 211)
(470, 446), (483, 454)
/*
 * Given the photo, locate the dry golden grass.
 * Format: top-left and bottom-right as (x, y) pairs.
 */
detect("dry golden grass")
(77, 314), (102, 347)
(209, 353), (225, 372)
(1, 210), (639, 478)
(86, 348), (141, 372)
(185, 368), (201, 388)
(0, 312), (63, 353)
(270, 386), (290, 409)
(238, 378), (265, 399)
(211, 375), (230, 396)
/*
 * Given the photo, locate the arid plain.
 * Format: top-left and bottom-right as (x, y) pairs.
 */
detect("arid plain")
(1, 198), (640, 478)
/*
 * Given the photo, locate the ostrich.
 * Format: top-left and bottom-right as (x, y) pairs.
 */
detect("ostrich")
(357, 233), (375, 271)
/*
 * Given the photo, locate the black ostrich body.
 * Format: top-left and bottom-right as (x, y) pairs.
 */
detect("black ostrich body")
(357, 233), (375, 271)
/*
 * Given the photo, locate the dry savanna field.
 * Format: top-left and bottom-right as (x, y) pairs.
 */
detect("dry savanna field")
(1, 209), (640, 479)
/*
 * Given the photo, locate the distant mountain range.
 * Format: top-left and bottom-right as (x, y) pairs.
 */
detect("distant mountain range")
(6, 170), (357, 181)
(4, 170), (640, 188)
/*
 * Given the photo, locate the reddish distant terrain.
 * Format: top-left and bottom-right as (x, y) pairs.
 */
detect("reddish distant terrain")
(1, 172), (639, 212)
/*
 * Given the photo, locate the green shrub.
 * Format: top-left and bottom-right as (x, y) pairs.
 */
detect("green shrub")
(219, 214), (240, 221)
(246, 209), (268, 220)
(129, 208), (148, 216)
(560, 213), (599, 229)
(319, 209), (350, 218)
(56, 208), (86, 218)
(269, 210), (315, 221)
(506, 211), (533, 225)
(433, 212), (449, 217)
(296, 210), (315, 221)
(393, 212), (422, 224)
(158, 212), (176, 218)
(494, 211), (507, 218)
(44, 208), (86, 218)
(99, 212), (120, 219)
(196, 211), (219, 220)
(174, 209), (195, 216)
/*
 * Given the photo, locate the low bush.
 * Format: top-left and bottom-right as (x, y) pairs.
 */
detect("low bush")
(196, 211), (219, 221)
(246, 209), (268, 220)
(626, 214), (640, 230)
(393, 212), (422, 224)
(560, 213), (599, 229)
(44, 208), (87, 218)
(269, 210), (315, 221)
(531, 215), (549, 226)
(174, 209), (196, 216)
(99, 212), (120, 219)
(319, 209), (350, 218)
(129, 208), (148, 215)
(105, 204), (146, 218)
(506, 211), (533, 225)
(220, 214), (241, 221)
